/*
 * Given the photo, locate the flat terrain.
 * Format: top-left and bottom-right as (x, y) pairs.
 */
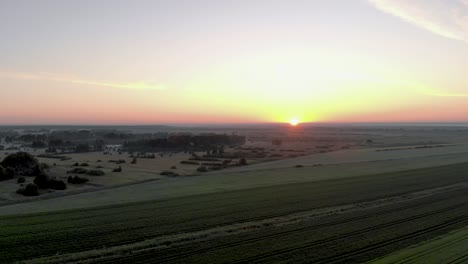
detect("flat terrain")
(1, 162), (467, 263)
(368, 227), (468, 264)
(2, 147), (468, 215)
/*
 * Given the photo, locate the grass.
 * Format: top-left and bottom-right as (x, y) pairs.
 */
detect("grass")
(367, 227), (468, 264)
(1, 162), (468, 263)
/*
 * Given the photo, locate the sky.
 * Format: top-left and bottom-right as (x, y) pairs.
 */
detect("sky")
(1, 0), (468, 125)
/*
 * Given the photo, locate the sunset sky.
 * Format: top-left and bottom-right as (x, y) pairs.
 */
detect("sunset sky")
(1, 0), (468, 124)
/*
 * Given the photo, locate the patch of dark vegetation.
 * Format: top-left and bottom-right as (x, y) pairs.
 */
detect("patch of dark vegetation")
(34, 174), (66, 190)
(295, 164), (304, 168)
(17, 177), (25, 184)
(160, 171), (179, 176)
(180, 160), (199, 165)
(1, 152), (45, 177)
(80, 163), (89, 167)
(196, 166), (208, 172)
(112, 166), (122, 172)
(124, 134), (246, 152)
(238, 158), (248, 166)
(201, 162), (222, 166)
(131, 157), (137, 164)
(41, 163), (51, 170)
(86, 169), (105, 176)
(67, 168), (88, 174)
(0, 165), (15, 181)
(67, 175), (89, 184)
(189, 157), (220, 162)
(16, 183), (39, 196)
(37, 154), (71, 161)
(109, 159), (126, 164)
(376, 145), (448, 152)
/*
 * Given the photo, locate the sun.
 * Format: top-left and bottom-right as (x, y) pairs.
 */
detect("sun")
(289, 118), (299, 126)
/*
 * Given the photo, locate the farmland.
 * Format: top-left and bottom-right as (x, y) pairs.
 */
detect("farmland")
(1, 161), (467, 263)
(368, 227), (468, 264)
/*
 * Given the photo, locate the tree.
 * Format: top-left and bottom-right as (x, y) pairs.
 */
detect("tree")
(1, 152), (44, 177)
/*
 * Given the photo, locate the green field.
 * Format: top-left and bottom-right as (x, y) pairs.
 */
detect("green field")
(1, 162), (468, 263)
(368, 227), (468, 264)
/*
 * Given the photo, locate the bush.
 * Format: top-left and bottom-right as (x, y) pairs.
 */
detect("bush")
(295, 165), (304, 168)
(86, 169), (105, 176)
(17, 177), (25, 184)
(209, 166), (222, 171)
(131, 157), (137, 164)
(48, 178), (67, 190)
(171, 166), (177, 169)
(113, 166), (122, 172)
(33, 174), (51, 188)
(67, 168), (88, 174)
(67, 176), (89, 184)
(196, 166), (208, 172)
(73, 162), (79, 166)
(1, 152), (44, 176)
(17, 183), (39, 196)
(80, 163), (89, 167)
(160, 170), (179, 176)
(115, 159), (126, 164)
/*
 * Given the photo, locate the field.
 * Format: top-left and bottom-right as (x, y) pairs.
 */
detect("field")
(1, 161), (467, 263)
(1, 125), (468, 263)
(368, 227), (468, 264)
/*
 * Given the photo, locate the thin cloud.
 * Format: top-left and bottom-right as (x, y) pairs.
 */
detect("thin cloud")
(368, 0), (468, 43)
(0, 71), (166, 90)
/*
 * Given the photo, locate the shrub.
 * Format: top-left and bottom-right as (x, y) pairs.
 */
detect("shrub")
(131, 157), (137, 164)
(67, 176), (89, 184)
(17, 183), (39, 196)
(171, 166), (177, 169)
(17, 177), (25, 184)
(80, 163), (89, 167)
(73, 162), (79, 166)
(67, 168), (88, 174)
(113, 166), (122, 172)
(48, 178), (67, 190)
(196, 166), (208, 172)
(160, 170), (178, 176)
(115, 159), (126, 164)
(86, 169), (105, 176)
(295, 165), (304, 168)
(33, 174), (51, 188)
